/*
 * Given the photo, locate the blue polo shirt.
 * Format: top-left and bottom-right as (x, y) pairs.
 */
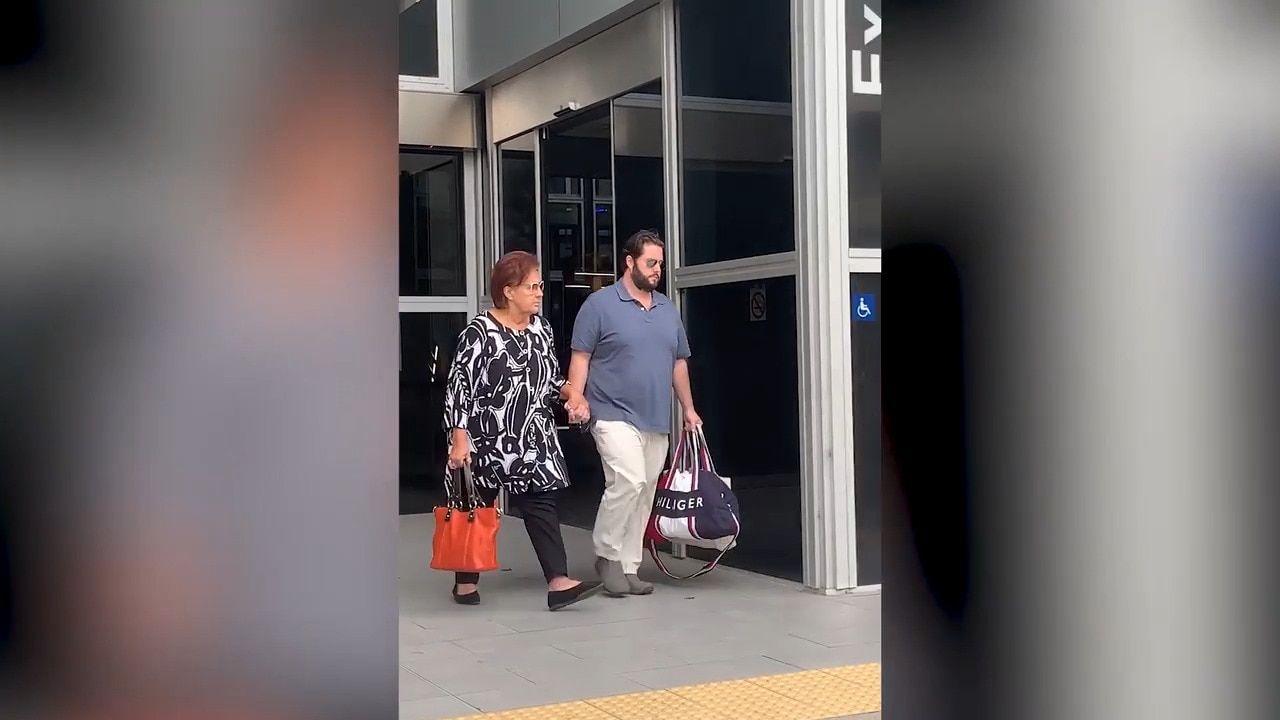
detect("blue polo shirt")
(570, 282), (691, 433)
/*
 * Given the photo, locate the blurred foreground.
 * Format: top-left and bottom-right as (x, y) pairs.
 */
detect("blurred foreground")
(2, 1), (1279, 719)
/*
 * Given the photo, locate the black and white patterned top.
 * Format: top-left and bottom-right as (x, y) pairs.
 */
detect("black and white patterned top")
(443, 313), (571, 496)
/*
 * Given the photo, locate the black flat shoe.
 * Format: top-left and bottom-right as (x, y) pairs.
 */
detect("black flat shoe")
(452, 586), (480, 605)
(547, 581), (603, 611)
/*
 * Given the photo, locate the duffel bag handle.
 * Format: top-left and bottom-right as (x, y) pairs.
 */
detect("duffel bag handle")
(645, 520), (740, 581)
(687, 426), (718, 476)
(669, 428), (697, 472)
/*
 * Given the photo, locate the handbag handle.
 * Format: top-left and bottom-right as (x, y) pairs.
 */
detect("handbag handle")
(444, 463), (478, 510)
(443, 463), (504, 516)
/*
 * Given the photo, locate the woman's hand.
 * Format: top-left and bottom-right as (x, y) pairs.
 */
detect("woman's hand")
(448, 428), (472, 469)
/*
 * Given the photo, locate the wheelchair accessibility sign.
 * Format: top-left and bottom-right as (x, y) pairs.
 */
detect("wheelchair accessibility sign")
(853, 293), (876, 322)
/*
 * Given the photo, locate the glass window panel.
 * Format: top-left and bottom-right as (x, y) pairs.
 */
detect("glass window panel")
(677, 0), (795, 265)
(399, 312), (468, 514)
(399, 0), (440, 78)
(613, 80), (666, 284)
(682, 276), (802, 582)
(499, 134), (537, 257)
(848, 0), (881, 248)
(399, 152), (465, 297)
(850, 273), (882, 584)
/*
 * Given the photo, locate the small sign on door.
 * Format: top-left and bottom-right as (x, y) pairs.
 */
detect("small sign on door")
(853, 293), (876, 322)
(749, 285), (767, 322)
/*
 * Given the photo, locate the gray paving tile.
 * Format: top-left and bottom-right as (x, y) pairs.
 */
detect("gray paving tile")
(634, 633), (825, 667)
(510, 664), (641, 691)
(399, 640), (480, 665)
(621, 655), (801, 690)
(552, 637), (692, 673)
(397, 695), (480, 720)
(399, 667), (448, 701)
(739, 606), (872, 635)
(835, 592), (881, 614)
(472, 645), (585, 672)
(762, 641), (881, 669)
(399, 621), (444, 648)
(789, 622), (880, 648)
(475, 601), (656, 633)
(401, 617), (520, 644)
(455, 674), (649, 713)
(452, 618), (667, 656)
(402, 656), (535, 696)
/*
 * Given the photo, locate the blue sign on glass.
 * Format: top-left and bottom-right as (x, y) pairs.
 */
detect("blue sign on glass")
(853, 293), (876, 322)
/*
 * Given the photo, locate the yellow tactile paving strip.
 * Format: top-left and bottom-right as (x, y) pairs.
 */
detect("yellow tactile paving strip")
(441, 663), (880, 720)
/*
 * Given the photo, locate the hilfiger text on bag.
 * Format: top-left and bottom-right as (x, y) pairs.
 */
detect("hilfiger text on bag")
(654, 493), (704, 513)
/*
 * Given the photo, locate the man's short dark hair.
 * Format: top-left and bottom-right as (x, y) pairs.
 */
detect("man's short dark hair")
(622, 230), (664, 261)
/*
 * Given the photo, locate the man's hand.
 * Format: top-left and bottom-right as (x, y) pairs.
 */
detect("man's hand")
(565, 390), (591, 424)
(683, 406), (703, 430)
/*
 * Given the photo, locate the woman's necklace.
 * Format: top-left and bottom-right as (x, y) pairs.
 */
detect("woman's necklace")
(491, 310), (533, 361)
(490, 309), (530, 333)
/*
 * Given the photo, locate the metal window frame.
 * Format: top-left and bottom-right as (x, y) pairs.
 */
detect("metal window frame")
(848, 256), (881, 274)
(480, 88), (499, 311)
(793, 0), (860, 593)
(659, 0), (686, 559)
(666, 0), (686, 275)
(672, 252), (798, 289)
(462, 150), (480, 314)
(846, 256), (880, 588)
(398, 297), (470, 313)
(617, 92), (791, 117)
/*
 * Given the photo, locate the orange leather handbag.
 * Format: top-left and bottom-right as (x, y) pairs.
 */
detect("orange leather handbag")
(430, 465), (501, 573)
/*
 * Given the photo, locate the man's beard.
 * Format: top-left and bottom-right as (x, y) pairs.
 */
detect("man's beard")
(630, 265), (659, 291)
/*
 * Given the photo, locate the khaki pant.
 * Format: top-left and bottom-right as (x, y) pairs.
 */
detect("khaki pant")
(590, 420), (670, 575)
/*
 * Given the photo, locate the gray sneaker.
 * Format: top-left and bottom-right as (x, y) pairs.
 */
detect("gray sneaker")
(624, 573), (654, 595)
(595, 557), (630, 597)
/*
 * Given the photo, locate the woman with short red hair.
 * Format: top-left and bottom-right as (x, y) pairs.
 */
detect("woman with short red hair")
(442, 251), (603, 611)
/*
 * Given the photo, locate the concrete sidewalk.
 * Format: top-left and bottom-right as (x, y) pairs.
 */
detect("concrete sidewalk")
(399, 514), (880, 719)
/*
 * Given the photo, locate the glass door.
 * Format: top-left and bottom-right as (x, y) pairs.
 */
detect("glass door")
(399, 149), (472, 515)
(539, 105), (616, 373)
(536, 104), (615, 527)
(527, 81), (669, 528)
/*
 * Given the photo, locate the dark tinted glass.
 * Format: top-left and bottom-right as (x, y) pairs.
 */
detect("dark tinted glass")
(848, 0), (881, 248)
(850, 273), (882, 584)
(399, 152), (465, 297)
(499, 138), (537, 256)
(399, 0), (440, 77)
(399, 312), (467, 514)
(677, 0), (795, 265)
(683, 275), (802, 581)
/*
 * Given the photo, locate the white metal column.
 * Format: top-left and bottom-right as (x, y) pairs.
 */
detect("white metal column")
(792, 0), (858, 592)
(480, 87), (500, 312)
(659, 0), (689, 560)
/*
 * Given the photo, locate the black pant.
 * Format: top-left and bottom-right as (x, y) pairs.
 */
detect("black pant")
(455, 487), (569, 586)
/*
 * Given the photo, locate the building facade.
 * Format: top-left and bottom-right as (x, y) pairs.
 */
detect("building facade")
(398, 0), (881, 593)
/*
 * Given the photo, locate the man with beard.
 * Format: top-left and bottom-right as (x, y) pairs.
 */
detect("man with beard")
(567, 230), (702, 597)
